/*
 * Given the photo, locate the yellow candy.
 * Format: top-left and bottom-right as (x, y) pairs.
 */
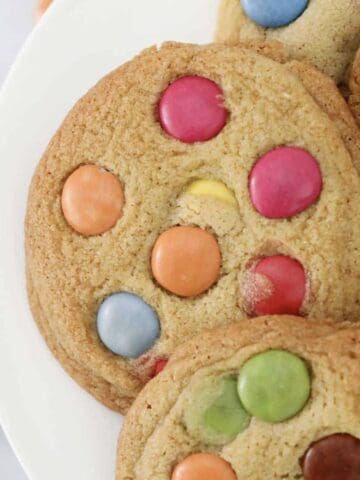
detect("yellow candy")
(185, 179), (237, 206)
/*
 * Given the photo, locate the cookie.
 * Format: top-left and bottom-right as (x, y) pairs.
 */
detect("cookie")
(215, 0), (360, 84)
(25, 42), (360, 413)
(349, 48), (360, 127)
(116, 316), (360, 480)
(36, 0), (53, 19)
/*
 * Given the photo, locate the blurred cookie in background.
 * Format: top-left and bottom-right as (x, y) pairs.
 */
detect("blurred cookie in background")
(36, 0), (53, 20)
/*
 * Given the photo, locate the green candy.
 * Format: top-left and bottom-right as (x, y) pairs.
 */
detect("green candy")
(184, 375), (250, 445)
(238, 350), (311, 423)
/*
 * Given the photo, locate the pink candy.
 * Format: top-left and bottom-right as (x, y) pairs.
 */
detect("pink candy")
(159, 75), (228, 143)
(249, 147), (322, 219)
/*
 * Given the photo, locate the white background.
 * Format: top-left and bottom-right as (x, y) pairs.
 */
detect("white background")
(1, 0), (35, 477)
(0, 0), (218, 478)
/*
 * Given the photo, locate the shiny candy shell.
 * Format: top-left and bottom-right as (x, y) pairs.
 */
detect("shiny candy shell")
(172, 453), (237, 480)
(249, 147), (322, 219)
(241, 0), (309, 28)
(238, 350), (311, 423)
(96, 292), (160, 359)
(185, 179), (237, 206)
(302, 434), (360, 480)
(61, 164), (125, 236)
(159, 75), (228, 143)
(151, 226), (221, 297)
(249, 255), (306, 316)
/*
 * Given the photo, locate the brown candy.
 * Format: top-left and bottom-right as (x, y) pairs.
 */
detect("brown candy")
(302, 433), (360, 480)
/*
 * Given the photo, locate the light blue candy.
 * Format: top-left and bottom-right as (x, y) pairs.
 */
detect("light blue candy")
(97, 292), (160, 359)
(241, 0), (308, 28)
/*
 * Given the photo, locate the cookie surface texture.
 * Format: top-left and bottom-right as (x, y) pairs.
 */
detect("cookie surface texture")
(116, 316), (360, 480)
(215, 0), (360, 83)
(26, 42), (360, 412)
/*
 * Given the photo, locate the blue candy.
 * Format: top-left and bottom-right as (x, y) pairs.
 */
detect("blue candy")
(241, 0), (308, 28)
(97, 292), (160, 359)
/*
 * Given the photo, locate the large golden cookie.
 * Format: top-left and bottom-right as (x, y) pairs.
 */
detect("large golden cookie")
(26, 42), (360, 413)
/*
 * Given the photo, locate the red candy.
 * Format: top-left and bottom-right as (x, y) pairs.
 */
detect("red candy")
(248, 255), (306, 315)
(159, 75), (228, 143)
(249, 147), (322, 219)
(302, 434), (360, 480)
(152, 359), (168, 377)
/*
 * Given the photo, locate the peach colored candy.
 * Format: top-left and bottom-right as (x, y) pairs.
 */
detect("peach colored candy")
(151, 226), (221, 297)
(61, 165), (125, 236)
(36, 0), (53, 20)
(172, 453), (237, 480)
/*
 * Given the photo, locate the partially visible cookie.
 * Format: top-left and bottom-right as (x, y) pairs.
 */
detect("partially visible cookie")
(36, 0), (53, 20)
(215, 0), (360, 84)
(116, 316), (360, 480)
(349, 47), (360, 127)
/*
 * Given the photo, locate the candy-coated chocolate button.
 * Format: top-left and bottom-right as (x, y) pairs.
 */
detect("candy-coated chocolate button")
(151, 226), (221, 297)
(152, 358), (168, 377)
(302, 434), (360, 480)
(247, 255), (306, 315)
(159, 76), (228, 143)
(172, 453), (237, 480)
(249, 147), (322, 219)
(241, 0), (308, 28)
(185, 179), (237, 206)
(62, 165), (125, 236)
(238, 350), (311, 423)
(203, 377), (250, 444)
(184, 376), (250, 446)
(96, 292), (160, 358)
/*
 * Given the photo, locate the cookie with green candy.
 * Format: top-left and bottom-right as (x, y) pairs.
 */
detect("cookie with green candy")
(117, 316), (360, 480)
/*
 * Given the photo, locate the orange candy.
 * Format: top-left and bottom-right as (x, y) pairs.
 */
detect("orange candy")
(61, 165), (125, 236)
(172, 453), (237, 480)
(151, 226), (221, 297)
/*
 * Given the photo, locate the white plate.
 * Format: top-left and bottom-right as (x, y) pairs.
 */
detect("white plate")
(0, 1), (218, 478)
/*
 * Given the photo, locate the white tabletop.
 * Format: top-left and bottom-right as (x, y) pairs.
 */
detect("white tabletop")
(0, 0), (35, 477)
(0, 1), (219, 478)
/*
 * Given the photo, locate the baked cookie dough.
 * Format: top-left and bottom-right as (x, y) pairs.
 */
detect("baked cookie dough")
(116, 316), (360, 480)
(215, 0), (360, 84)
(26, 42), (360, 413)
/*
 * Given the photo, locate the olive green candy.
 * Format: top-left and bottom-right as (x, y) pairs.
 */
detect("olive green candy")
(238, 349), (311, 423)
(184, 375), (250, 445)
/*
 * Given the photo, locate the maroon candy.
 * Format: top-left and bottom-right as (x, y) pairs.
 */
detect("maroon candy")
(302, 433), (360, 480)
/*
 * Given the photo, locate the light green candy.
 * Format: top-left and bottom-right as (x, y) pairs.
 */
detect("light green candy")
(184, 375), (250, 445)
(238, 350), (311, 423)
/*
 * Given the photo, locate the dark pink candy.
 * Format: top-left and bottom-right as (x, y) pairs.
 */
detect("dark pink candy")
(249, 147), (322, 219)
(159, 75), (228, 143)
